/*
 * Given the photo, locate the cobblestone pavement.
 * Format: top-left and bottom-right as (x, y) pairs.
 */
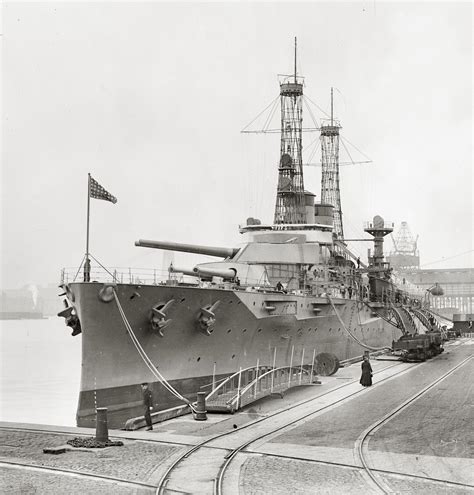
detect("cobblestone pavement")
(240, 455), (474, 495)
(0, 429), (185, 493)
(0, 467), (148, 494)
(240, 455), (371, 495)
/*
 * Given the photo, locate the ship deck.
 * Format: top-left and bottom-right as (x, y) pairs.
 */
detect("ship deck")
(1, 337), (473, 494)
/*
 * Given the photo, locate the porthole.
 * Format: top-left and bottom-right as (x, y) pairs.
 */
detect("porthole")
(253, 301), (255, 306)
(197, 357), (201, 362)
(243, 328), (247, 333)
(232, 354), (235, 359)
(258, 328), (262, 333)
(227, 329), (232, 333)
(181, 297), (186, 302)
(229, 300), (232, 304)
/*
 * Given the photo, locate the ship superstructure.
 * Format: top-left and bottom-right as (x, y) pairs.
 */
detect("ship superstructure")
(59, 42), (437, 429)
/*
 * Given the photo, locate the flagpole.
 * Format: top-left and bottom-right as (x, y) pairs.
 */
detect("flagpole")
(84, 173), (91, 282)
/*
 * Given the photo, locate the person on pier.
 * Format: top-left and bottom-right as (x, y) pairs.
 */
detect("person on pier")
(141, 383), (154, 430)
(359, 355), (373, 387)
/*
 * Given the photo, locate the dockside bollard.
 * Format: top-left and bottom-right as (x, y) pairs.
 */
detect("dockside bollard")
(194, 392), (207, 421)
(96, 407), (109, 442)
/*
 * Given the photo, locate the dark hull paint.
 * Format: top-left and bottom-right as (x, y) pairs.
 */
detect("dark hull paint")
(70, 282), (400, 428)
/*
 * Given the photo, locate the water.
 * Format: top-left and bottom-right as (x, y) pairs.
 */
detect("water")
(0, 317), (81, 426)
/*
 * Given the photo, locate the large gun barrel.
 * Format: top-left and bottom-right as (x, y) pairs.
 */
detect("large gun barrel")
(135, 239), (238, 259)
(170, 265), (237, 280)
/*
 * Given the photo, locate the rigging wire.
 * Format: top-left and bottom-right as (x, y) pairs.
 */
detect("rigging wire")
(303, 94), (331, 119)
(263, 97), (280, 131)
(340, 136), (356, 166)
(340, 135), (372, 161)
(241, 95), (280, 133)
(302, 96), (321, 129)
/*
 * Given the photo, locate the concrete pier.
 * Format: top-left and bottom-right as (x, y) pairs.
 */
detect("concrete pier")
(1, 337), (473, 494)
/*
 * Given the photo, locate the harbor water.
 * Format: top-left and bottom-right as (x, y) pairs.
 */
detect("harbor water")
(0, 317), (81, 426)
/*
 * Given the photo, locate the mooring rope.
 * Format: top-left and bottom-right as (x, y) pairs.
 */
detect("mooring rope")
(112, 290), (195, 411)
(327, 295), (392, 352)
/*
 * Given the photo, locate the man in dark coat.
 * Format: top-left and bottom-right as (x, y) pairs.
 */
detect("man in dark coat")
(141, 383), (153, 430)
(360, 355), (373, 387)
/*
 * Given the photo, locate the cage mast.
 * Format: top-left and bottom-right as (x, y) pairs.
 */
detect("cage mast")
(273, 38), (306, 224)
(320, 88), (344, 238)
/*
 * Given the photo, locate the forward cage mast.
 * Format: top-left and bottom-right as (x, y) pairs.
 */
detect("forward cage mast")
(274, 37), (306, 225)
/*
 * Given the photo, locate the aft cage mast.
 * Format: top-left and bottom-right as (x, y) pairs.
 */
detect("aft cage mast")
(320, 88), (344, 238)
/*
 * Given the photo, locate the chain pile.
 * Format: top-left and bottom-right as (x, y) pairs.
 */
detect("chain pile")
(66, 437), (124, 448)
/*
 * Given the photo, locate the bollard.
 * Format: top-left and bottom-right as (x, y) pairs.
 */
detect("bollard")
(96, 407), (109, 442)
(194, 392), (207, 421)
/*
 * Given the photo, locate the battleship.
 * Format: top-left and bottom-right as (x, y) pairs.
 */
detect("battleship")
(59, 42), (429, 428)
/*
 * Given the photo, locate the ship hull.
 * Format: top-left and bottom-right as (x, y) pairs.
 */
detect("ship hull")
(70, 282), (400, 428)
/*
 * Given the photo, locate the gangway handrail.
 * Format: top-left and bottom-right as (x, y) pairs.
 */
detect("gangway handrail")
(400, 306), (418, 334)
(390, 306), (407, 335)
(411, 308), (431, 331)
(227, 365), (313, 409)
(205, 365), (266, 402)
(237, 365), (311, 396)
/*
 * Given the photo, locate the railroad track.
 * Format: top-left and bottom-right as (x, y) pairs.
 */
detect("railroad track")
(354, 354), (473, 494)
(158, 355), (474, 494)
(156, 361), (414, 494)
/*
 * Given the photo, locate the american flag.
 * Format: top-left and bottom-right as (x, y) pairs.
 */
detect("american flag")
(89, 176), (117, 204)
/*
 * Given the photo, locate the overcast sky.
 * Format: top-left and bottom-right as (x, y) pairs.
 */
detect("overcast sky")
(1, 1), (472, 289)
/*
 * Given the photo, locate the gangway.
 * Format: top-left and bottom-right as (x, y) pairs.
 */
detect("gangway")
(411, 309), (432, 331)
(391, 306), (417, 335)
(205, 364), (318, 413)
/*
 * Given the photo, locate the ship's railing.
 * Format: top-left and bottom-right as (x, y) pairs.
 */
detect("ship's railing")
(60, 267), (192, 286)
(60, 266), (272, 289)
(364, 220), (395, 230)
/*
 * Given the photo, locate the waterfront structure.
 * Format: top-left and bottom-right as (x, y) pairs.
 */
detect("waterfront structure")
(387, 222), (420, 271)
(403, 268), (474, 315)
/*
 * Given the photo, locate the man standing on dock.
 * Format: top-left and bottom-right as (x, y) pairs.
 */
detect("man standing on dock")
(141, 383), (154, 430)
